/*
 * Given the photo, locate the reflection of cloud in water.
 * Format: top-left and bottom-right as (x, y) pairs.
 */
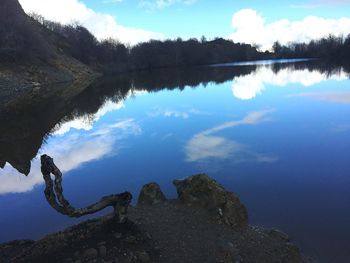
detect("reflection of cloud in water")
(53, 100), (125, 135)
(185, 110), (278, 163)
(52, 89), (147, 136)
(186, 134), (244, 162)
(148, 107), (210, 119)
(232, 67), (349, 100)
(332, 124), (350, 133)
(0, 119), (141, 195)
(288, 91), (350, 104)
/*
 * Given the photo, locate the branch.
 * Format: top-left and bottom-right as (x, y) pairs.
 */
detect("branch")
(40, 154), (132, 223)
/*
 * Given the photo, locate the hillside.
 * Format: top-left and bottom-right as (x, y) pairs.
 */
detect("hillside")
(0, 0), (98, 106)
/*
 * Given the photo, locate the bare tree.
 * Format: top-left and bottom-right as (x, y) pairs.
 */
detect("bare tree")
(40, 154), (132, 223)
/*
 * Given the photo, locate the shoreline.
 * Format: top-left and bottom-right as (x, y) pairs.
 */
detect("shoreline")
(0, 174), (316, 263)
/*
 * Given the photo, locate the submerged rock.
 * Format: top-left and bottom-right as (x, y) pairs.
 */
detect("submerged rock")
(173, 174), (248, 228)
(138, 182), (167, 206)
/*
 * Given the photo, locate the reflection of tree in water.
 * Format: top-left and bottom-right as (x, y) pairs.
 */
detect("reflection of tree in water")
(40, 154), (132, 222)
(0, 60), (348, 175)
(271, 59), (348, 78)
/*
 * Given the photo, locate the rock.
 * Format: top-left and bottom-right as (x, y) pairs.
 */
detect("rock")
(125, 235), (137, 243)
(138, 182), (167, 205)
(98, 241), (106, 246)
(113, 232), (122, 239)
(144, 232), (152, 240)
(222, 192), (248, 228)
(173, 174), (248, 228)
(99, 245), (107, 258)
(283, 242), (300, 259)
(73, 251), (80, 259)
(138, 251), (151, 262)
(265, 229), (289, 241)
(83, 248), (98, 259)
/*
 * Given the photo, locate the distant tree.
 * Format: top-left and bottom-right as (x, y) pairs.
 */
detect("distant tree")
(272, 41), (282, 54)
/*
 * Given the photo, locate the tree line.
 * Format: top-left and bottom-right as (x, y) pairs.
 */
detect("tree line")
(16, 13), (270, 72)
(2, 6), (350, 71)
(272, 34), (350, 64)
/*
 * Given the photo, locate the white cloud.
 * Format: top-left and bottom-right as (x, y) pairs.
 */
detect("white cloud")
(0, 119), (141, 194)
(185, 110), (277, 163)
(229, 9), (350, 51)
(232, 66), (349, 100)
(18, 0), (163, 45)
(140, 0), (196, 9)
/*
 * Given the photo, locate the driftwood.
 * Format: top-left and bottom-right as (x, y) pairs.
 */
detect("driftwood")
(40, 154), (132, 223)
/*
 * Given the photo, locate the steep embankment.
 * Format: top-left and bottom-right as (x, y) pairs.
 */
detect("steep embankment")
(0, 0), (98, 106)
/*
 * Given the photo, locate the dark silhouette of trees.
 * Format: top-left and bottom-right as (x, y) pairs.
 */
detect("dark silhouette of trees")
(272, 34), (350, 65)
(24, 14), (267, 73)
(3, 0), (350, 73)
(0, 0), (52, 63)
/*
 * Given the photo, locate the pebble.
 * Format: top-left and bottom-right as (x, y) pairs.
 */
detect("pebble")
(125, 235), (137, 243)
(144, 232), (152, 240)
(83, 248), (98, 259)
(73, 251), (80, 259)
(99, 245), (107, 258)
(98, 241), (107, 246)
(113, 233), (122, 239)
(139, 251), (150, 262)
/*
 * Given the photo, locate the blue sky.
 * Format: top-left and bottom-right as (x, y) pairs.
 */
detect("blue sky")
(84, 0), (350, 39)
(19, 0), (350, 50)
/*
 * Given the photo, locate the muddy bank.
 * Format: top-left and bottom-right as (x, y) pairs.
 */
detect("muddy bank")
(0, 55), (99, 110)
(0, 174), (315, 263)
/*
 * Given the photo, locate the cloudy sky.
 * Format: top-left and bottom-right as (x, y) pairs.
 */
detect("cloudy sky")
(18, 0), (350, 49)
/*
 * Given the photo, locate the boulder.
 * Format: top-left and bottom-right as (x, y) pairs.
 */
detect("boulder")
(138, 183), (167, 206)
(173, 174), (248, 228)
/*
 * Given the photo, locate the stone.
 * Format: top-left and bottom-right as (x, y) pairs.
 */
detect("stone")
(139, 251), (151, 262)
(97, 241), (106, 246)
(283, 242), (300, 258)
(138, 182), (167, 205)
(83, 248), (98, 259)
(144, 232), (152, 240)
(113, 232), (122, 239)
(173, 174), (248, 228)
(73, 251), (80, 259)
(99, 245), (107, 258)
(222, 192), (248, 228)
(265, 229), (289, 241)
(125, 235), (137, 243)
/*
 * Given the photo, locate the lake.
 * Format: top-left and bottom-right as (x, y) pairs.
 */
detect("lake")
(0, 59), (350, 262)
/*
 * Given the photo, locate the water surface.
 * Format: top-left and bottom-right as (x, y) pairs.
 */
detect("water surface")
(0, 60), (350, 262)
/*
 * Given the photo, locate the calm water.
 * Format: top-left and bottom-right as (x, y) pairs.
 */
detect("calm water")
(1, 60), (350, 262)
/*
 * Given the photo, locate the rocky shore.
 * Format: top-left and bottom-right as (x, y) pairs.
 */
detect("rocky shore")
(0, 174), (315, 263)
(0, 56), (99, 111)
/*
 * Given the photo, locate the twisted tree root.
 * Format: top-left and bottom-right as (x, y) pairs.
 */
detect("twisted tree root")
(40, 154), (132, 223)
